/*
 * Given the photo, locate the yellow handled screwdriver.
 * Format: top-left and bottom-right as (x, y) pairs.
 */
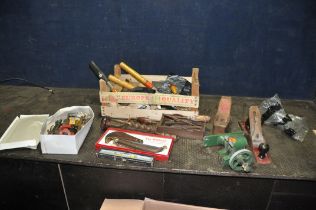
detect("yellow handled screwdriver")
(108, 75), (156, 93)
(119, 62), (153, 89)
(108, 74), (135, 90)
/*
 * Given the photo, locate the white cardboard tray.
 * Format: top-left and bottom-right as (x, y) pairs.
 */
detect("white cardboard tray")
(0, 115), (49, 151)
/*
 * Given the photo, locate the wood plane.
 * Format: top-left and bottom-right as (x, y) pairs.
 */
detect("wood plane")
(240, 106), (271, 164)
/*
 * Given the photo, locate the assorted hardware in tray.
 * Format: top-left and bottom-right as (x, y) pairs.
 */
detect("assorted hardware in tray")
(41, 106), (94, 154)
(47, 112), (91, 135)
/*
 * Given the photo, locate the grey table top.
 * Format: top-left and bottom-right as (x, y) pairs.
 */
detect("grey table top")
(0, 85), (315, 181)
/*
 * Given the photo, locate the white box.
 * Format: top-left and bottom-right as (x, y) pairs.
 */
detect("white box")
(40, 106), (94, 154)
(0, 115), (49, 151)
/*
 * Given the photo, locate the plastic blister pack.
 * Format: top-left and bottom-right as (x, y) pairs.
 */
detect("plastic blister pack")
(153, 75), (191, 95)
(259, 94), (308, 142)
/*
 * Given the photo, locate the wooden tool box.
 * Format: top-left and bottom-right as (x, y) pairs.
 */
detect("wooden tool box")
(99, 65), (200, 120)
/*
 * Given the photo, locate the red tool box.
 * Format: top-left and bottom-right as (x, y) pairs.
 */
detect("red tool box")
(95, 127), (175, 161)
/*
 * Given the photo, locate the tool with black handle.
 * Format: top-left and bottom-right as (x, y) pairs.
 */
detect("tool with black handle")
(89, 61), (114, 91)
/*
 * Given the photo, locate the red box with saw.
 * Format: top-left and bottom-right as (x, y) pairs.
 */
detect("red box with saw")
(95, 127), (175, 161)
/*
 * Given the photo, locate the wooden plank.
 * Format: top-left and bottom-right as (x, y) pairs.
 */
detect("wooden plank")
(110, 65), (123, 92)
(101, 106), (198, 120)
(213, 96), (232, 134)
(99, 79), (108, 92)
(191, 68), (199, 97)
(191, 68), (199, 111)
(99, 80), (118, 106)
(100, 92), (199, 108)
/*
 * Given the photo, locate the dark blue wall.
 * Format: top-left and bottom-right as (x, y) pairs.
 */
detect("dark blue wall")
(0, 0), (315, 99)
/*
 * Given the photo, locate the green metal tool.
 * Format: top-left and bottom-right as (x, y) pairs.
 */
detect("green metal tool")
(203, 132), (254, 172)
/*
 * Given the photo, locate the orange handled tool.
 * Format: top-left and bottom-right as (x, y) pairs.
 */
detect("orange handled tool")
(119, 62), (153, 89)
(108, 74), (135, 90)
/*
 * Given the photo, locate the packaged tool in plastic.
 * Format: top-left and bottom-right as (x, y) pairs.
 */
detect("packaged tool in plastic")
(259, 94), (308, 142)
(96, 148), (154, 167)
(153, 75), (191, 95)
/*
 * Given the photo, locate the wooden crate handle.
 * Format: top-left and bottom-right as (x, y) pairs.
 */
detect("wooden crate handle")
(112, 65), (123, 92)
(191, 68), (199, 97)
(191, 68), (199, 112)
(99, 79), (108, 92)
(114, 64), (121, 78)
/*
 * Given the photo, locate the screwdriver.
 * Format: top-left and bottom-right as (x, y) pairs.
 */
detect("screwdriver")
(108, 74), (135, 90)
(108, 74), (156, 93)
(119, 62), (153, 89)
(89, 61), (114, 91)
